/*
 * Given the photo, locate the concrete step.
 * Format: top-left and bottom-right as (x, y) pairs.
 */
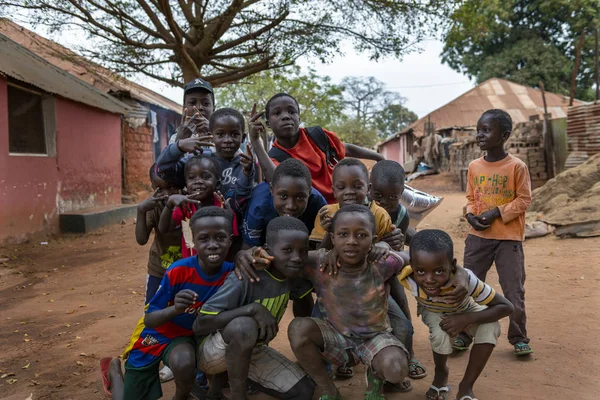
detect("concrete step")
(59, 204), (137, 233)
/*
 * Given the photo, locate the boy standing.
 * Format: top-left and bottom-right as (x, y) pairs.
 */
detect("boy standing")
(194, 216), (316, 400)
(400, 229), (513, 400)
(100, 207), (236, 400)
(462, 109), (532, 356)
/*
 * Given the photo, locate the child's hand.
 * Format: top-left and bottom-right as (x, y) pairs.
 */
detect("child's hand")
(174, 289), (197, 314)
(240, 143), (254, 176)
(251, 303), (278, 345)
(177, 135), (214, 154)
(478, 208), (501, 225)
(176, 108), (204, 140)
(466, 213), (490, 231)
(168, 194), (201, 214)
(138, 189), (169, 213)
(319, 248), (340, 276)
(441, 265), (469, 305)
(318, 206), (332, 232)
(234, 247), (274, 282)
(214, 191), (232, 211)
(248, 103), (266, 142)
(368, 241), (391, 263)
(439, 313), (472, 337)
(380, 225), (405, 251)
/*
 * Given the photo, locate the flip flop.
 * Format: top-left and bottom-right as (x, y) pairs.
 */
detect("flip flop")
(514, 342), (534, 356)
(457, 396), (479, 400)
(335, 364), (354, 379)
(427, 385), (450, 400)
(452, 334), (472, 351)
(408, 359), (428, 379)
(384, 377), (413, 393)
(99, 357), (112, 397)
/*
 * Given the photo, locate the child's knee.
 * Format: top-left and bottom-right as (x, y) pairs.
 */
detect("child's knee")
(473, 321), (501, 346)
(223, 316), (258, 348)
(374, 347), (408, 384)
(169, 347), (196, 380)
(429, 329), (453, 355)
(288, 318), (317, 349)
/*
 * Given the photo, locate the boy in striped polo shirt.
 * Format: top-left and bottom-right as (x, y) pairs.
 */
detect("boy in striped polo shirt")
(100, 207), (236, 400)
(399, 229), (513, 400)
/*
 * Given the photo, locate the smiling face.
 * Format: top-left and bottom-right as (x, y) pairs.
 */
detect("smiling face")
(411, 250), (455, 297)
(332, 165), (369, 207)
(267, 229), (309, 279)
(369, 176), (404, 214)
(329, 212), (374, 269)
(476, 114), (508, 152)
(191, 216), (232, 270)
(184, 89), (214, 120)
(185, 159), (219, 202)
(212, 115), (245, 161)
(270, 176), (311, 218)
(267, 96), (300, 141)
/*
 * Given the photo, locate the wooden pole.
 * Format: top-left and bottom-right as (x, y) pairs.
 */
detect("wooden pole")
(570, 31), (586, 106)
(539, 81), (555, 178)
(595, 26), (599, 102)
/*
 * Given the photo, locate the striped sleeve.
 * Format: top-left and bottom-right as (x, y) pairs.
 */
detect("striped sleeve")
(199, 273), (246, 315)
(466, 269), (496, 305)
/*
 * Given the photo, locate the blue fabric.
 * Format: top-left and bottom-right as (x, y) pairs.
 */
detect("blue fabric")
(243, 182), (327, 247)
(145, 274), (163, 305)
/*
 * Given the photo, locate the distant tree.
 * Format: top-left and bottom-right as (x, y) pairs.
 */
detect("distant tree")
(1, 0), (454, 88)
(331, 117), (379, 149)
(374, 103), (418, 139)
(217, 66), (345, 128)
(441, 0), (598, 101)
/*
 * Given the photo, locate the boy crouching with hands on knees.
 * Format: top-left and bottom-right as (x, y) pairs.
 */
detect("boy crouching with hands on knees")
(400, 229), (513, 400)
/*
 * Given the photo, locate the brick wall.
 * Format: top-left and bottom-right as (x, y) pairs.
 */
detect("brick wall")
(123, 118), (153, 197)
(449, 120), (548, 189)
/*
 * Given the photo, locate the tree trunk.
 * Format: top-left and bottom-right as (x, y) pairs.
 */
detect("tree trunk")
(570, 30), (586, 106)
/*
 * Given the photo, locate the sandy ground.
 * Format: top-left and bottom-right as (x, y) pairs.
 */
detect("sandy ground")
(1, 189), (599, 400)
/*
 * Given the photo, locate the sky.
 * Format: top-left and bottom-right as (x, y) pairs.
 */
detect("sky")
(136, 39), (475, 119)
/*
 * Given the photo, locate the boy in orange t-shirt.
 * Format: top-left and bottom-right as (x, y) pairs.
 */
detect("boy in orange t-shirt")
(247, 94), (384, 204)
(461, 109), (533, 357)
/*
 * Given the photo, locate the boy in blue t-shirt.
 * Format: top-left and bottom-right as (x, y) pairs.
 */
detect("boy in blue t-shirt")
(243, 158), (327, 248)
(100, 207), (236, 400)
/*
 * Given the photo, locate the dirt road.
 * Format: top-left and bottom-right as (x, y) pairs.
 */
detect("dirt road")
(0, 191), (598, 399)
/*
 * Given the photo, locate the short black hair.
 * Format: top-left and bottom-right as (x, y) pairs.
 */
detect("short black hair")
(333, 157), (369, 182)
(149, 163), (159, 182)
(190, 206), (233, 233)
(184, 155), (221, 179)
(272, 159), (312, 187)
(371, 160), (405, 184)
(409, 229), (454, 262)
(209, 107), (245, 133)
(480, 109), (512, 134)
(330, 204), (376, 234)
(266, 216), (309, 247)
(184, 87), (215, 108)
(265, 93), (300, 119)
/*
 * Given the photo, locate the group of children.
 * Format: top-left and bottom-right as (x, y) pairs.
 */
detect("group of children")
(99, 77), (532, 400)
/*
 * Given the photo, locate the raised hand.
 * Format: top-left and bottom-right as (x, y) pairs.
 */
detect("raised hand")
(240, 143), (254, 176)
(248, 103), (266, 142)
(138, 188), (169, 213)
(318, 206), (332, 233)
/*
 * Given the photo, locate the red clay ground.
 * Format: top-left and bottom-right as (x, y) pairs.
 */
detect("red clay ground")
(0, 189), (599, 400)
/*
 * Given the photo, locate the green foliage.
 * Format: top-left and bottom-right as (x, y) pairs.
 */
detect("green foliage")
(442, 0), (599, 101)
(330, 118), (380, 148)
(216, 66), (345, 128)
(374, 104), (418, 139)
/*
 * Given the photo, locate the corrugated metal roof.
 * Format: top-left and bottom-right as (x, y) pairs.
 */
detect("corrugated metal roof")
(566, 102), (600, 168)
(0, 34), (129, 115)
(0, 19), (181, 114)
(378, 78), (585, 148)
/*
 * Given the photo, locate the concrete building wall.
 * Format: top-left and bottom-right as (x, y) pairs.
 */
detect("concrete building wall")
(0, 77), (122, 242)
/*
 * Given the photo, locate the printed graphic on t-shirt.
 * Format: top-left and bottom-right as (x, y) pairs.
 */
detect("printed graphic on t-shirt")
(472, 173), (515, 213)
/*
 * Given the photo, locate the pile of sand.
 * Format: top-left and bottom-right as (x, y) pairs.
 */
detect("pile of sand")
(529, 153), (600, 226)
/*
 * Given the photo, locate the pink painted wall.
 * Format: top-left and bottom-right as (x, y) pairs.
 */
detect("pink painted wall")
(0, 77), (122, 242)
(381, 137), (401, 163)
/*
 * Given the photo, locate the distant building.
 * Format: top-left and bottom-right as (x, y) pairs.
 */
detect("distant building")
(377, 78), (583, 167)
(0, 33), (129, 241)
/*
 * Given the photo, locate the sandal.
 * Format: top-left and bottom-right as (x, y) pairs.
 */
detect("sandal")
(364, 368), (385, 400)
(452, 333), (472, 351)
(383, 377), (412, 393)
(408, 359), (428, 379)
(457, 396), (479, 400)
(427, 385), (450, 400)
(99, 357), (112, 397)
(335, 364), (354, 380)
(514, 342), (533, 356)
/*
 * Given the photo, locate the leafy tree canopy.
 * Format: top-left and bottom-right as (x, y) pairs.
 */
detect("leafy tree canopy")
(1, 0), (454, 88)
(441, 0), (599, 101)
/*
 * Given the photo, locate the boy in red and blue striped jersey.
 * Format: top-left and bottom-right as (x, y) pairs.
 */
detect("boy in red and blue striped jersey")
(100, 207), (235, 400)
